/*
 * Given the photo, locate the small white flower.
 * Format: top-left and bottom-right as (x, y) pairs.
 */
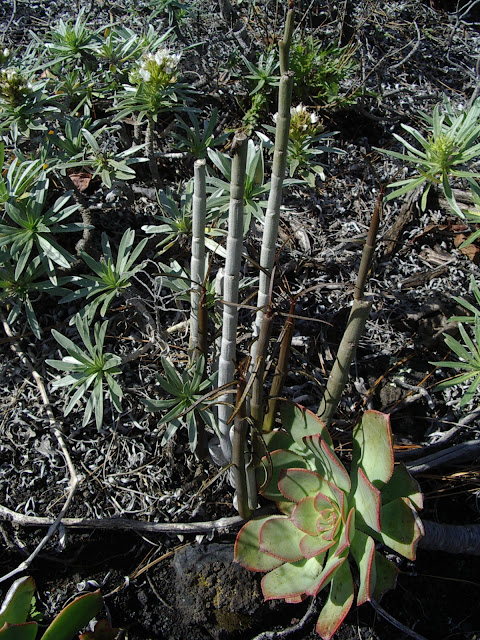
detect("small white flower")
(2, 48), (9, 58)
(290, 103), (319, 130)
(154, 48), (169, 66)
(139, 67), (151, 82)
(6, 69), (16, 81)
(292, 103), (305, 115)
(272, 112), (278, 123)
(154, 47), (181, 72)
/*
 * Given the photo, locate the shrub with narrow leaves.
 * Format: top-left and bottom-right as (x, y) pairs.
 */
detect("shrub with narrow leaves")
(46, 316), (123, 430)
(235, 404), (424, 640)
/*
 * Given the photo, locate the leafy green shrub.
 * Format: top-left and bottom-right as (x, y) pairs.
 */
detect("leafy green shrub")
(47, 316), (123, 430)
(290, 38), (357, 107)
(0, 177), (82, 283)
(113, 47), (189, 123)
(432, 317), (480, 407)
(0, 254), (69, 338)
(142, 354), (218, 453)
(171, 108), (229, 159)
(60, 229), (147, 323)
(378, 97), (480, 216)
(259, 103), (342, 187)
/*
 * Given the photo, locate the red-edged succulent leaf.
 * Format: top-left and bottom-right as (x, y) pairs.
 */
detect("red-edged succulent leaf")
(352, 467), (382, 533)
(278, 468), (326, 503)
(372, 552), (399, 602)
(324, 481), (347, 517)
(350, 530), (376, 606)
(261, 556), (325, 601)
(306, 550), (347, 597)
(234, 517), (285, 572)
(332, 507), (355, 556)
(379, 497), (425, 560)
(315, 560), (354, 640)
(281, 402), (333, 449)
(352, 411), (394, 489)
(259, 517), (304, 562)
(261, 450), (308, 502)
(381, 463), (423, 511)
(299, 533), (335, 559)
(314, 494), (335, 512)
(291, 496), (322, 536)
(285, 594), (307, 604)
(303, 435), (351, 493)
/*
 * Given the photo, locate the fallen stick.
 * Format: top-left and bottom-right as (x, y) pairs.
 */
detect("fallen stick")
(0, 505), (272, 535)
(1, 504), (480, 556)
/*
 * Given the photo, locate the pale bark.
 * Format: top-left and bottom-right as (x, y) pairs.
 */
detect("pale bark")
(217, 133), (248, 462)
(190, 158), (207, 357)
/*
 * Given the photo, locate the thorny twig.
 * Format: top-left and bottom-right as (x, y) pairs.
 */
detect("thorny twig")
(0, 311), (78, 584)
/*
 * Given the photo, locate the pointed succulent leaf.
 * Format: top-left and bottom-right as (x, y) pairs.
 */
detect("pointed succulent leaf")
(280, 402), (333, 449)
(234, 517), (285, 572)
(260, 450), (308, 502)
(261, 429), (296, 453)
(0, 576), (35, 626)
(350, 530), (376, 606)
(299, 532), (335, 559)
(381, 463), (423, 511)
(291, 495), (325, 536)
(315, 559), (354, 640)
(352, 467), (382, 533)
(303, 434), (350, 493)
(352, 411), (394, 488)
(0, 622), (38, 639)
(41, 590), (103, 640)
(306, 550), (348, 597)
(372, 552), (399, 602)
(261, 555), (325, 601)
(278, 468), (328, 504)
(379, 497), (425, 560)
(332, 507), (355, 557)
(259, 517), (304, 562)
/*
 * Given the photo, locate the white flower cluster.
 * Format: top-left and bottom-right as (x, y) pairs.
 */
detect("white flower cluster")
(2, 68), (20, 84)
(291, 103), (319, 127)
(138, 47), (181, 82)
(0, 67), (31, 93)
(273, 103), (319, 128)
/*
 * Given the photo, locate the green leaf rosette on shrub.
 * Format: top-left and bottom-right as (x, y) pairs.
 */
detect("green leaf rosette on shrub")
(234, 405), (424, 640)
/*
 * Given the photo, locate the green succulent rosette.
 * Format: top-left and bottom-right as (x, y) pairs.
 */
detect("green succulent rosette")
(235, 405), (424, 640)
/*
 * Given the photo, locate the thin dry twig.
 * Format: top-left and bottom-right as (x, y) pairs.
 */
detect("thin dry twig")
(370, 598), (430, 640)
(250, 595), (320, 639)
(0, 312), (78, 584)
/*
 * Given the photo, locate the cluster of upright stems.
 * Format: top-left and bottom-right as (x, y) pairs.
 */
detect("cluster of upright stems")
(188, 5), (378, 516)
